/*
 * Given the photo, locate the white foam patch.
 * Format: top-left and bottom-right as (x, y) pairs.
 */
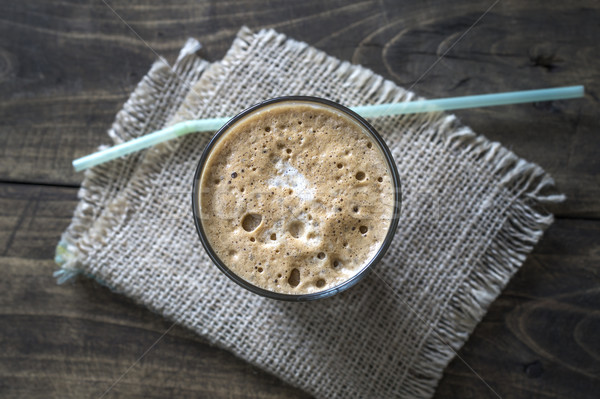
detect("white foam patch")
(268, 160), (315, 201)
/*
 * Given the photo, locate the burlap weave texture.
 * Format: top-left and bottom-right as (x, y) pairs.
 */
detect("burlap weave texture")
(56, 27), (562, 398)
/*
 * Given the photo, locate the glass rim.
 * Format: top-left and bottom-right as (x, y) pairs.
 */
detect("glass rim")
(192, 96), (402, 301)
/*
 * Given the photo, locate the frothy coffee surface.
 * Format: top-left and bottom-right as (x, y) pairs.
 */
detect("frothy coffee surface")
(199, 101), (395, 295)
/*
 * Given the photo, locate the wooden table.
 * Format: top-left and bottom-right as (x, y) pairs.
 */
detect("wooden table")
(1, 1), (598, 397)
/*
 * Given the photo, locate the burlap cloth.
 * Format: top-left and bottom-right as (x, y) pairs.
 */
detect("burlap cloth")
(56, 27), (563, 398)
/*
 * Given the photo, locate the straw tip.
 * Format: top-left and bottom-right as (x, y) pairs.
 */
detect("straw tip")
(72, 160), (86, 172)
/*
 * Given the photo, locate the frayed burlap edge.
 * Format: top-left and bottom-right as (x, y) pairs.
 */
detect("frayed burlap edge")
(55, 39), (209, 284)
(387, 114), (564, 397)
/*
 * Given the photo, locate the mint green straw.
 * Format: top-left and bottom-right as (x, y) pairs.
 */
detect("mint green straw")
(73, 85), (583, 172)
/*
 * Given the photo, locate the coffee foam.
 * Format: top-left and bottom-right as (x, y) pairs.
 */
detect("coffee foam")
(269, 160), (315, 202)
(199, 101), (394, 295)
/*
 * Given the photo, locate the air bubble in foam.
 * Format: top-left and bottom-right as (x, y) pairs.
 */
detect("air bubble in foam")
(288, 221), (304, 238)
(241, 213), (262, 232)
(288, 268), (300, 287)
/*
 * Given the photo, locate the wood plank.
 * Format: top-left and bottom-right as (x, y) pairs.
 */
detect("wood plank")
(1, 0), (599, 217)
(437, 218), (600, 398)
(0, 183), (79, 258)
(0, 182), (598, 397)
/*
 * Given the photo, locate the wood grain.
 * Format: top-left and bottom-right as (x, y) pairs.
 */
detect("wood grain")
(1, 0), (599, 398)
(437, 218), (600, 398)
